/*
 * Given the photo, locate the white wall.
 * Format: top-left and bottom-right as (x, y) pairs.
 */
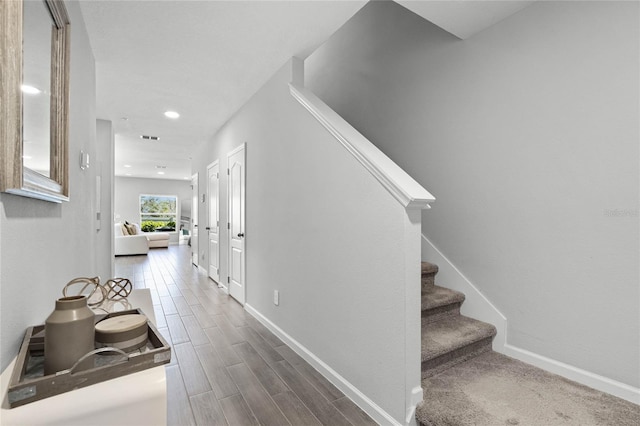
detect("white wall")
(305, 0), (639, 388)
(193, 59), (418, 423)
(0, 1), (109, 371)
(96, 119), (115, 278)
(114, 176), (191, 244)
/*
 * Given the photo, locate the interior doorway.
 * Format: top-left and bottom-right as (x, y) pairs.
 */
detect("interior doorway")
(207, 161), (220, 284)
(227, 144), (246, 305)
(191, 173), (199, 266)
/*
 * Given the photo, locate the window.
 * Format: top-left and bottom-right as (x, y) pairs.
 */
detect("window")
(139, 194), (177, 232)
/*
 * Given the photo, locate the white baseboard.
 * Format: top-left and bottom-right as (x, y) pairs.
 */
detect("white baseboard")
(421, 234), (507, 348)
(503, 344), (640, 405)
(244, 304), (404, 426)
(422, 233), (640, 406)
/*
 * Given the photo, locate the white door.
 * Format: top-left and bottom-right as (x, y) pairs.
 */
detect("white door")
(191, 173), (199, 266)
(207, 161), (220, 284)
(227, 144), (246, 305)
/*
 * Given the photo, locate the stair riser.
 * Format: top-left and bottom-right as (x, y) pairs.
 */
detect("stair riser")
(422, 336), (493, 379)
(421, 274), (436, 289)
(421, 303), (461, 323)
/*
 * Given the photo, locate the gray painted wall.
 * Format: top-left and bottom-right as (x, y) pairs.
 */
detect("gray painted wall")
(0, 1), (109, 371)
(193, 59), (416, 422)
(306, 0), (639, 387)
(114, 176), (192, 244)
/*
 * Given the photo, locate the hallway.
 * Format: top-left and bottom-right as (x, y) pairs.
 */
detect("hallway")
(115, 246), (376, 425)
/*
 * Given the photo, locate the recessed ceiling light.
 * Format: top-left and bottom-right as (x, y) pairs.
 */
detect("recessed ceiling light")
(125, 173), (132, 176)
(22, 155), (32, 159)
(157, 171), (165, 175)
(21, 85), (41, 95)
(183, 177), (189, 180)
(164, 111), (180, 119)
(124, 164), (132, 168)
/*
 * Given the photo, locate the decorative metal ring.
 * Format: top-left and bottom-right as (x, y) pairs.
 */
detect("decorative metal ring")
(104, 278), (133, 300)
(63, 276), (105, 307)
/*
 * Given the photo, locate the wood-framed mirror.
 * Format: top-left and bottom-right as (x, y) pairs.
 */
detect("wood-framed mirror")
(1, 0), (70, 203)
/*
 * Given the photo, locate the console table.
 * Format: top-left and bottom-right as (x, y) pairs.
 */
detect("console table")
(0, 289), (167, 425)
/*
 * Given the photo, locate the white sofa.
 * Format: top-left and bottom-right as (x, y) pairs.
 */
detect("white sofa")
(114, 223), (149, 256)
(146, 231), (170, 248)
(114, 223), (171, 256)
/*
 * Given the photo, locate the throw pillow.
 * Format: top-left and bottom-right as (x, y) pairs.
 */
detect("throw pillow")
(124, 223), (136, 235)
(121, 224), (129, 236)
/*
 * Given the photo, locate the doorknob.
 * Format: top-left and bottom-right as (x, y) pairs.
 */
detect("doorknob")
(237, 233), (244, 238)
(205, 227), (210, 230)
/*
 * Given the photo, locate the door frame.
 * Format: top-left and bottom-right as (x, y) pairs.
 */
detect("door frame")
(227, 143), (246, 304)
(191, 173), (199, 267)
(207, 160), (220, 285)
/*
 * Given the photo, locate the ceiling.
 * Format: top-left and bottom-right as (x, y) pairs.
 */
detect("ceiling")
(80, 0), (534, 181)
(396, 0), (535, 40)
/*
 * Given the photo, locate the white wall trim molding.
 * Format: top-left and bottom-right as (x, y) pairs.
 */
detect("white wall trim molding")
(421, 234), (507, 348)
(245, 304), (405, 426)
(502, 344), (640, 405)
(422, 233), (640, 405)
(289, 58), (434, 211)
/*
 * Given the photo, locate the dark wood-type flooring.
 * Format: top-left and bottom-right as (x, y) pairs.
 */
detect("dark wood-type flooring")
(115, 245), (377, 426)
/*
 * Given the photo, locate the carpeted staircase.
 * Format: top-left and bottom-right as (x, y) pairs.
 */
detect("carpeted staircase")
(420, 262), (496, 379)
(416, 262), (640, 426)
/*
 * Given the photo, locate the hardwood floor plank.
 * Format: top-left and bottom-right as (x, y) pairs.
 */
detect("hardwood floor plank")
(237, 326), (284, 366)
(194, 343), (239, 399)
(180, 288), (200, 305)
(204, 327), (242, 367)
(214, 314), (246, 345)
(272, 390), (323, 426)
(233, 341), (289, 396)
(227, 363), (291, 426)
(246, 315), (284, 348)
(191, 304), (219, 329)
(333, 396), (378, 426)
(173, 295), (194, 316)
(219, 299), (249, 327)
(276, 344), (344, 401)
(166, 365), (196, 426)
(157, 327), (178, 366)
(181, 315), (210, 346)
(153, 304), (168, 328)
(166, 314), (190, 345)
(219, 394), (259, 426)
(174, 342), (212, 396)
(156, 283), (171, 297)
(199, 296), (223, 315)
(160, 295), (178, 315)
(272, 360), (352, 426)
(190, 391), (229, 426)
(167, 285), (183, 297)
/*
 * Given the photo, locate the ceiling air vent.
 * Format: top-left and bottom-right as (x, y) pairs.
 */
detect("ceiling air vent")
(156, 165), (167, 169)
(140, 135), (160, 141)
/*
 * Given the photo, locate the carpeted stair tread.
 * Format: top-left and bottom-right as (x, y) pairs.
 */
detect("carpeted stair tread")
(421, 262), (439, 275)
(422, 285), (465, 311)
(421, 315), (496, 362)
(416, 351), (640, 426)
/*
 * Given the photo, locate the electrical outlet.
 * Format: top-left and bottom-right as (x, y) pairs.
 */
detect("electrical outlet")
(273, 290), (279, 306)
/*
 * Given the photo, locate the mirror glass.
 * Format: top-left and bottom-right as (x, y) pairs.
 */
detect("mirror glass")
(22, 0), (52, 178)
